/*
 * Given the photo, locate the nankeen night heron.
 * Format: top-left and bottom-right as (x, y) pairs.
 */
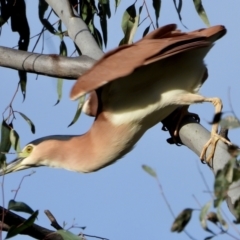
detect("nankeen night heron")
(0, 24), (231, 175)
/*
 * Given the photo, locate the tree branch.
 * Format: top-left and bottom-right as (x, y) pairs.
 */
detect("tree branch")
(0, 46), (96, 79)
(0, 206), (63, 240)
(45, 0), (104, 60)
(162, 112), (240, 219)
(2, 0), (238, 222)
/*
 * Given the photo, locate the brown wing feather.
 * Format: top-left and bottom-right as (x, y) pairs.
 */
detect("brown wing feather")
(70, 24), (226, 100)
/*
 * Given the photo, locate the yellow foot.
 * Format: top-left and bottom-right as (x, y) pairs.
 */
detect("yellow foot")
(200, 133), (232, 164)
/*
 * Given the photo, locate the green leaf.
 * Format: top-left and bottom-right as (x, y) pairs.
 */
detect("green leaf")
(142, 165), (157, 178)
(6, 210), (38, 239)
(98, 1), (109, 47)
(9, 129), (21, 152)
(142, 25), (151, 37)
(38, 0), (49, 21)
(199, 201), (211, 230)
(192, 0), (210, 26)
(38, 0), (57, 34)
(19, 72), (27, 101)
(152, 0), (161, 28)
(68, 95), (86, 127)
(220, 116), (240, 129)
(139, 5), (143, 15)
(55, 40), (67, 104)
(0, 120), (12, 166)
(216, 206), (228, 230)
(17, 112), (35, 134)
(173, 0), (186, 28)
(60, 40), (67, 56)
(8, 200), (34, 215)
(171, 208), (193, 232)
(233, 198), (240, 223)
(120, 3), (139, 45)
(57, 230), (82, 240)
(115, 0), (121, 12)
(214, 167), (231, 207)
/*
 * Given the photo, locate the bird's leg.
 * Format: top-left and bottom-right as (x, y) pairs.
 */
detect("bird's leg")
(199, 98), (231, 163)
(174, 94), (232, 164)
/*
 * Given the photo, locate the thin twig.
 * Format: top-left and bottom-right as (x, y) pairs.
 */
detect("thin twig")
(155, 177), (197, 240)
(11, 171), (35, 200)
(143, 0), (155, 29)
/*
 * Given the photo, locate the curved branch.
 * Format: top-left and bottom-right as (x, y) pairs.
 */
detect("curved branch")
(0, 46), (96, 79)
(45, 0), (104, 60)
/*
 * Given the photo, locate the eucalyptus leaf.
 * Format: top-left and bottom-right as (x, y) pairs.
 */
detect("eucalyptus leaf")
(142, 165), (157, 178)
(171, 208), (193, 232)
(120, 3), (139, 44)
(199, 201), (211, 230)
(8, 199), (34, 215)
(192, 0), (210, 26)
(68, 95), (86, 127)
(17, 112), (35, 134)
(115, 0), (121, 12)
(220, 116), (240, 129)
(6, 210), (38, 239)
(9, 129), (21, 152)
(142, 25), (151, 37)
(0, 120), (12, 166)
(152, 0), (161, 27)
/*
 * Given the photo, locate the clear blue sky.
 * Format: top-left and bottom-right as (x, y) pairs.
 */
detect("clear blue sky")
(1, 1), (240, 240)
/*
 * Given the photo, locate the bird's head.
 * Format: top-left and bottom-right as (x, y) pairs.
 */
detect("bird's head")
(0, 135), (73, 176)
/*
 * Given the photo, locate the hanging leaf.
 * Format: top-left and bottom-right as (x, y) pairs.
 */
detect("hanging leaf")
(8, 199), (34, 215)
(38, 0), (57, 34)
(120, 2), (139, 45)
(10, 0), (30, 100)
(98, 0), (110, 47)
(0, 120), (12, 166)
(233, 198), (240, 223)
(173, 0), (186, 28)
(171, 208), (193, 232)
(9, 129), (21, 152)
(55, 39), (67, 105)
(152, 0), (161, 28)
(17, 112), (35, 134)
(220, 116), (240, 129)
(6, 210), (38, 239)
(199, 201), (212, 231)
(216, 206), (228, 230)
(19, 72), (27, 101)
(192, 0), (210, 26)
(142, 25), (151, 37)
(115, 0), (121, 12)
(142, 165), (157, 178)
(68, 95), (86, 127)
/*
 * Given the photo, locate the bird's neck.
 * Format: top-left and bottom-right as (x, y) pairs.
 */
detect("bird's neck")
(65, 113), (143, 173)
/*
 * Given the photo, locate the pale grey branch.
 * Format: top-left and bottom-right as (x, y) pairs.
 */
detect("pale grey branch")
(45, 0), (103, 60)
(179, 118), (240, 218)
(0, 46), (96, 79)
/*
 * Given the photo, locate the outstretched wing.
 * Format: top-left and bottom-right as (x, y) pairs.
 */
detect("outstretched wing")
(70, 24), (226, 100)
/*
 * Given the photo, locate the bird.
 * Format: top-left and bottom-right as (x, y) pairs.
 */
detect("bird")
(0, 24), (231, 175)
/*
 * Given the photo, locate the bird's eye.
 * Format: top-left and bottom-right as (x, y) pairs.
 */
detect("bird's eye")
(26, 145), (33, 153)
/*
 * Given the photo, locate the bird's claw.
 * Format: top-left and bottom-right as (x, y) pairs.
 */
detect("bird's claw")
(200, 133), (232, 165)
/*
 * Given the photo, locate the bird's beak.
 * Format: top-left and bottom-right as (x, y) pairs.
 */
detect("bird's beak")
(0, 157), (29, 176)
